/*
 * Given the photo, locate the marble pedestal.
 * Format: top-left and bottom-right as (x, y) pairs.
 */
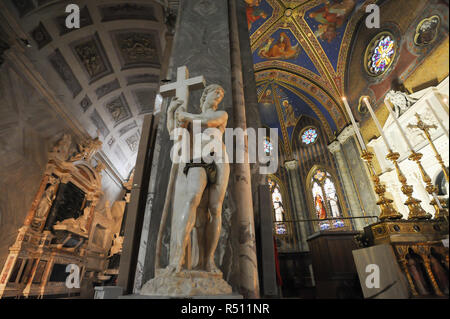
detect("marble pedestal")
(140, 269), (233, 297)
(353, 245), (410, 299)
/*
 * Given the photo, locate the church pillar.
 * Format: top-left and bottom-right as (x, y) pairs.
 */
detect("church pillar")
(284, 160), (309, 251)
(328, 140), (365, 230)
(328, 125), (378, 230)
(131, 9), (176, 293)
(339, 127), (379, 222)
(229, 0), (260, 298)
(134, 0), (260, 298)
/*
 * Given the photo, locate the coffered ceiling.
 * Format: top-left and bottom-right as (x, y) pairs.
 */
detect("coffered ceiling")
(2, 0), (168, 180)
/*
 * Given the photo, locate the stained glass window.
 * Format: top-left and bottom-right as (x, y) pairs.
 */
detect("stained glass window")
(324, 178), (340, 218)
(366, 33), (396, 76)
(310, 169), (344, 230)
(301, 127), (318, 145)
(264, 138), (273, 155)
(314, 170), (326, 182)
(272, 187), (284, 222)
(268, 178), (287, 235)
(312, 182), (326, 220)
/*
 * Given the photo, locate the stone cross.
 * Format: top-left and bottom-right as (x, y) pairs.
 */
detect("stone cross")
(159, 66), (206, 111)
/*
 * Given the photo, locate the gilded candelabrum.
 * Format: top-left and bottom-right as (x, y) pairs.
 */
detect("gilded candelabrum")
(386, 151), (431, 220)
(407, 113), (449, 183)
(408, 151), (449, 220)
(361, 150), (403, 220)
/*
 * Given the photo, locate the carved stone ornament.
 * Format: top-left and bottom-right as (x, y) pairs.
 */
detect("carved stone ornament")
(75, 41), (105, 78)
(121, 34), (157, 62)
(327, 141), (342, 154)
(337, 125), (356, 144)
(53, 206), (91, 236)
(386, 90), (418, 118)
(69, 137), (103, 162)
(284, 159), (299, 171)
(49, 134), (73, 161)
(32, 176), (59, 228)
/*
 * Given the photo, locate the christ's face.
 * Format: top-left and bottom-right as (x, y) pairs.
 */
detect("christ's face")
(203, 88), (224, 111)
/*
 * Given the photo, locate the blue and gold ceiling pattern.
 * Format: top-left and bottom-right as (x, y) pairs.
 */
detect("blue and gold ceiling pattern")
(246, 0), (376, 156)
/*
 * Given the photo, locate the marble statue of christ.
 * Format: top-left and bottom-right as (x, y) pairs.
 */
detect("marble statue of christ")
(167, 84), (230, 274)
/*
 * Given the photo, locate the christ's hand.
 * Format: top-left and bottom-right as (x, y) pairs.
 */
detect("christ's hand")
(168, 97), (184, 113)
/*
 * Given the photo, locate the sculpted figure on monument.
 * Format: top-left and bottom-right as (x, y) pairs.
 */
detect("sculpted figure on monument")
(166, 84), (230, 274)
(386, 90), (418, 118)
(35, 176), (59, 219)
(54, 206), (90, 234)
(49, 134), (72, 161)
(70, 137), (103, 162)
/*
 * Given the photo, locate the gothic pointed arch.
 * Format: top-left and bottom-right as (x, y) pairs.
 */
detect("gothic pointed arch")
(267, 174), (294, 237)
(305, 165), (350, 231)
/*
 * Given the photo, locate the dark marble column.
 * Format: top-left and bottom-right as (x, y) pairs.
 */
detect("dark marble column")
(340, 133), (378, 220)
(328, 126), (379, 230)
(284, 160), (310, 251)
(135, 0), (260, 296)
(228, 0), (260, 298)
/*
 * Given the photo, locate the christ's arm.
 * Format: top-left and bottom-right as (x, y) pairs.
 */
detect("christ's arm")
(178, 110), (228, 128)
(167, 98), (185, 134)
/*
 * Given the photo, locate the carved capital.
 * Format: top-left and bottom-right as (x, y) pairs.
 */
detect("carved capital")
(337, 125), (356, 144)
(284, 159), (298, 171)
(327, 141), (342, 154)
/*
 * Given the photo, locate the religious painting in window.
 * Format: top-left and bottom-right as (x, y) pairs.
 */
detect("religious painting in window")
(268, 178), (288, 235)
(312, 182), (329, 230)
(309, 168), (345, 231)
(264, 137), (274, 156)
(364, 32), (396, 77)
(301, 126), (318, 145)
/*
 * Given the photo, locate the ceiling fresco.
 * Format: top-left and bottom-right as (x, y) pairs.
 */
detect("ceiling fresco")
(246, 0), (378, 151)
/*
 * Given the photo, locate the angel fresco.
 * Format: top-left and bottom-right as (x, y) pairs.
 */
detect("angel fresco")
(259, 89), (273, 104)
(258, 32), (300, 60)
(246, 3), (268, 30)
(244, 0), (262, 6)
(309, 0), (356, 43)
(282, 100), (297, 127)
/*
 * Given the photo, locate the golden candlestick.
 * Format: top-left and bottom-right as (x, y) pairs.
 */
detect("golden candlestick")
(361, 150), (402, 220)
(408, 151), (448, 219)
(407, 113), (449, 183)
(386, 151), (431, 220)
